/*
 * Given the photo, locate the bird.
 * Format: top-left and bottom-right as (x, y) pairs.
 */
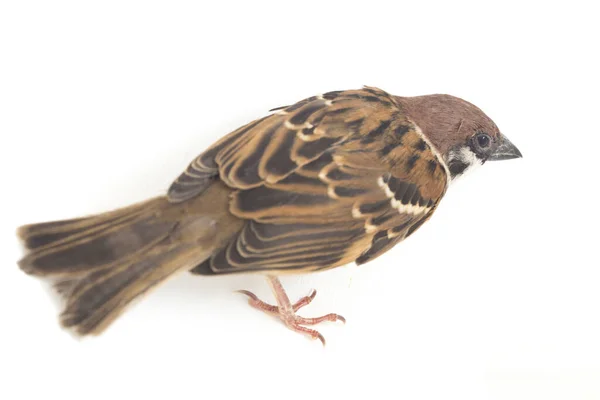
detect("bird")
(17, 86), (522, 344)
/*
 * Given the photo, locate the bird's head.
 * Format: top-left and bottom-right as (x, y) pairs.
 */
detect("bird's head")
(397, 94), (522, 180)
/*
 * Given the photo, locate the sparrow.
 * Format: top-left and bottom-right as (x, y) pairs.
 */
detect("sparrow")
(17, 86), (521, 344)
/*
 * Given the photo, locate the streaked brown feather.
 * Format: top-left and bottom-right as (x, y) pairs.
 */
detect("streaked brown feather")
(185, 87), (449, 275)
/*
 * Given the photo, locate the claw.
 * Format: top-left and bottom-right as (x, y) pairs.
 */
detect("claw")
(239, 277), (345, 345)
(317, 333), (326, 346)
(236, 290), (279, 314)
(235, 290), (259, 301)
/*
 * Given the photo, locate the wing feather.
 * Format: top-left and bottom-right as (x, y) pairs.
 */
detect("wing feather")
(171, 87), (448, 274)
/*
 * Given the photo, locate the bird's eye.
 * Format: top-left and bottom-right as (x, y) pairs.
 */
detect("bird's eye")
(475, 132), (491, 149)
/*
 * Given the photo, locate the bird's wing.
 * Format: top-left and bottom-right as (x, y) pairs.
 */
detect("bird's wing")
(169, 87), (449, 274)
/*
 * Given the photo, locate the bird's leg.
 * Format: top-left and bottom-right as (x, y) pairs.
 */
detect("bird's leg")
(237, 275), (345, 345)
(236, 287), (317, 314)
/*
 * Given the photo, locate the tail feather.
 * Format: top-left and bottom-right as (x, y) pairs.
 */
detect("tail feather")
(56, 244), (209, 335)
(17, 181), (240, 335)
(17, 197), (175, 276)
(16, 195), (220, 335)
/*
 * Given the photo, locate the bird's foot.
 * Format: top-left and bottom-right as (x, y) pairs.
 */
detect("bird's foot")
(237, 278), (345, 345)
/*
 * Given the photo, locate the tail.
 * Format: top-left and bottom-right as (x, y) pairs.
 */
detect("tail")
(17, 196), (220, 335)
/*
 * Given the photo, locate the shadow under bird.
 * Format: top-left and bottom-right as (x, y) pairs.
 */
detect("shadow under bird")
(17, 86), (522, 344)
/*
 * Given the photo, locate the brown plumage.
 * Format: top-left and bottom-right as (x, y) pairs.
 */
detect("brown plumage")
(17, 86), (521, 341)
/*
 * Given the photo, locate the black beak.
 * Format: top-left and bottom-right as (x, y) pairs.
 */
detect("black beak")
(488, 134), (522, 161)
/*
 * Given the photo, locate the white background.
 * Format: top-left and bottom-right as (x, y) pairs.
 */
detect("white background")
(1, 1), (599, 399)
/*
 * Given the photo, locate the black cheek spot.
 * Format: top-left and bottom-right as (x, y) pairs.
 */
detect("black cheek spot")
(449, 161), (469, 177)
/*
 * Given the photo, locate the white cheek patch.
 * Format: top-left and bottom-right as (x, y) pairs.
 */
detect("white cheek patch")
(446, 147), (483, 182)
